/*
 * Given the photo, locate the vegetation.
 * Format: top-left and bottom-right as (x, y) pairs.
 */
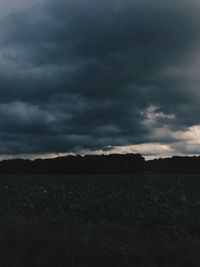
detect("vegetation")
(0, 175), (199, 266)
(0, 154), (145, 174)
(1, 154), (200, 175)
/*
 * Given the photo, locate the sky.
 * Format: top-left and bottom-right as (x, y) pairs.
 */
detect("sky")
(0, 0), (200, 159)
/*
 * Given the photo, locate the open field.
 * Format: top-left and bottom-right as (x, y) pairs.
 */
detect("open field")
(0, 175), (200, 266)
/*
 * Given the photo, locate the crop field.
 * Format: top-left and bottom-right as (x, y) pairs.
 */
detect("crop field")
(0, 175), (199, 266)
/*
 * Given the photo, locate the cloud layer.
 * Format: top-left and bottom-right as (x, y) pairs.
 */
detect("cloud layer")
(0, 0), (200, 157)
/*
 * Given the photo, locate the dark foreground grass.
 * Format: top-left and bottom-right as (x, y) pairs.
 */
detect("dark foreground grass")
(0, 175), (199, 266)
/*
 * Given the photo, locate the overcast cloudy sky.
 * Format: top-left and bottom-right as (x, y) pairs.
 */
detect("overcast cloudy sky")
(0, 0), (200, 159)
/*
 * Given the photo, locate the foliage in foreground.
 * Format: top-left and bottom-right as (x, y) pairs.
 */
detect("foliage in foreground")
(0, 175), (199, 266)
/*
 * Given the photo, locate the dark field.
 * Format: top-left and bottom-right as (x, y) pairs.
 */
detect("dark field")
(0, 175), (200, 266)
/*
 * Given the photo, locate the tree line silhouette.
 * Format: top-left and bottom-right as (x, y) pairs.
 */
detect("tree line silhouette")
(0, 154), (200, 174)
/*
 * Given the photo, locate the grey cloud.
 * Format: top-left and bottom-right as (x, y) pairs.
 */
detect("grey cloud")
(0, 0), (199, 155)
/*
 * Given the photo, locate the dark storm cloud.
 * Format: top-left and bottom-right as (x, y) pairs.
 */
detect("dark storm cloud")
(0, 0), (200, 156)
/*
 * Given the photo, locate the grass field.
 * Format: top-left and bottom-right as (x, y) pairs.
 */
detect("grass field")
(0, 175), (200, 266)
